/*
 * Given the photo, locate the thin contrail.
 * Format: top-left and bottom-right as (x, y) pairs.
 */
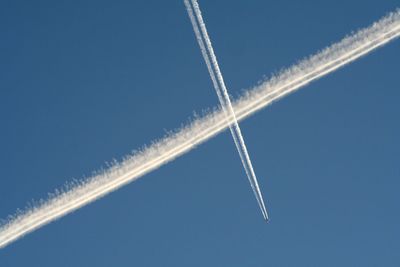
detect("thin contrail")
(0, 9), (399, 249)
(184, 0), (268, 221)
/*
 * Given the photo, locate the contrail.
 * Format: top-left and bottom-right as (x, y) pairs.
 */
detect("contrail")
(184, 0), (268, 221)
(0, 9), (399, 249)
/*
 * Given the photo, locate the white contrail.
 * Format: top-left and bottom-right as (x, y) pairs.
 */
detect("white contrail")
(184, 0), (268, 221)
(0, 9), (399, 249)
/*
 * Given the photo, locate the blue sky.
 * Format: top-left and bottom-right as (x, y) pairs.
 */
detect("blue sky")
(0, 0), (399, 266)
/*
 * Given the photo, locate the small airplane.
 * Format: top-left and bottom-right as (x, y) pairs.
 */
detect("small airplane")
(184, 0), (269, 221)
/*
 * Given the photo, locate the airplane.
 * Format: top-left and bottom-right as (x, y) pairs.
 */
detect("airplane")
(184, 0), (269, 221)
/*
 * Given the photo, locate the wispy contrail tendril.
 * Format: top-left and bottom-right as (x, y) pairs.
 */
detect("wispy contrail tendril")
(184, 0), (268, 220)
(0, 9), (399, 249)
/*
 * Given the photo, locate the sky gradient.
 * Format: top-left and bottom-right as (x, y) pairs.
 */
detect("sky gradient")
(1, 0), (399, 266)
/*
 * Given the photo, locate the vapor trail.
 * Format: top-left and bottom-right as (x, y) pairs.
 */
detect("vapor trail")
(184, 0), (268, 220)
(1, 9), (399, 249)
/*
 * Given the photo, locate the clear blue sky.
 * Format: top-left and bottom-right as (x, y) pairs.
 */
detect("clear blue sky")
(1, 0), (399, 266)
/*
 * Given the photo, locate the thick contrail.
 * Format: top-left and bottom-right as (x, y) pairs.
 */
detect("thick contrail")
(0, 9), (399, 249)
(184, 0), (268, 221)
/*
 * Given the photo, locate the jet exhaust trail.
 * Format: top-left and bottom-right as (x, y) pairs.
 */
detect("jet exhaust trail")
(0, 9), (399, 249)
(184, 0), (269, 221)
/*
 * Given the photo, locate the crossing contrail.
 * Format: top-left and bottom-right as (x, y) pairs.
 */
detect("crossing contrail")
(184, 0), (268, 221)
(0, 8), (399, 249)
